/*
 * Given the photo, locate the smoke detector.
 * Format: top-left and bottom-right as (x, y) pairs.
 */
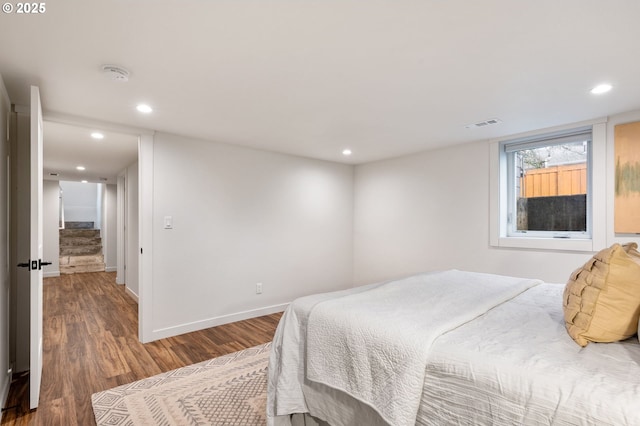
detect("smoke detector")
(101, 65), (130, 82)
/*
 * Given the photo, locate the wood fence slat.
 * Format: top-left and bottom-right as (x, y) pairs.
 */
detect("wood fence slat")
(520, 163), (586, 198)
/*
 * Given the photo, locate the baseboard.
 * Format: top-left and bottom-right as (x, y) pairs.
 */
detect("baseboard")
(0, 371), (11, 423)
(125, 286), (139, 302)
(43, 270), (60, 278)
(105, 266), (117, 273)
(147, 303), (288, 342)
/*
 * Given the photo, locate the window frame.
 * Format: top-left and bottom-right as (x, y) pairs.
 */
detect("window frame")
(505, 127), (592, 239)
(490, 118), (607, 252)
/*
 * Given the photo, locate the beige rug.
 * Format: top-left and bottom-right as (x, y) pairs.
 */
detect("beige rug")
(91, 342), (271, 426)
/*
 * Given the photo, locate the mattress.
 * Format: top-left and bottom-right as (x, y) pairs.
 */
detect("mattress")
(267, 273), (640, 426)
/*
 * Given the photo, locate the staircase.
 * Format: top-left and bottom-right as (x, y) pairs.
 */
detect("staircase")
(59, 222), (106, 274)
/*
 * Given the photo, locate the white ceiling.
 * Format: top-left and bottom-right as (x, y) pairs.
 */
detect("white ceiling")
(43, 122), (138, 184)
(1, 1), (639, 166)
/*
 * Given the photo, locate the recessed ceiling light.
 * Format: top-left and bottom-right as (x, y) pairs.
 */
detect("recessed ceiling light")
(136, 104), (153, 113)
(342, 149), (352, 156)
(91, 132), (104, 139)
(76, 166), (86, 171)
(590, 83), (612, 94)
(81, 180), (88, 183)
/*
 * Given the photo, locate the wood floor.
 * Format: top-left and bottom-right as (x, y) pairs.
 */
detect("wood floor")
(1, 272), (282, 426)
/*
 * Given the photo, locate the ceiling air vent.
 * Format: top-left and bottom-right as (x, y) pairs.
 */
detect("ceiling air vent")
(465, 118), (503, 129)
(101, 65), (130, 82)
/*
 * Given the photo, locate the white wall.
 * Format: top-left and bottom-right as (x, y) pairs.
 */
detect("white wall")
(353, 110), (640, 286)
(42, 181), (60, 277)
(125, 162), (138, 298)
(116, 174), (125, 285)
(103, 184), (117, 272)
(0, 76), (11, 420)
(148, 132), (353, 339)
(59, 181), (99, 226)
(96, 184), (103, 233)
(11, 111), (30, 374)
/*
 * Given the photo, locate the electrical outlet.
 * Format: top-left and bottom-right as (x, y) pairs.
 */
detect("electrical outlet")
(256, 282), (263, 294)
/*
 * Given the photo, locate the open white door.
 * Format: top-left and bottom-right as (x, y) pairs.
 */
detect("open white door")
(29, 85), (44, 409)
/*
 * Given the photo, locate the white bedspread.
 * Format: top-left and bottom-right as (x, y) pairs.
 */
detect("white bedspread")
(267, 272), (640, 426)
(418, 283), (640, 425)
(305, 270), (541, 426)
(267, 279), (388, 424)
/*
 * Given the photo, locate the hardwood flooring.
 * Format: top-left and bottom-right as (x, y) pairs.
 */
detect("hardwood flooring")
(1, 272), (282, 425)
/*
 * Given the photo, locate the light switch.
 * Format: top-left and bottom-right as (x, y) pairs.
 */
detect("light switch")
(164, 216), (173, 229)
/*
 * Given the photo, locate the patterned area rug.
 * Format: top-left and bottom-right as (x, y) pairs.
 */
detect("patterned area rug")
(91, 342), (271, 426)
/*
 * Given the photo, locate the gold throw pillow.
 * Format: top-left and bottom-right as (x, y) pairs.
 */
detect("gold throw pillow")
(563, 243), (640, 347)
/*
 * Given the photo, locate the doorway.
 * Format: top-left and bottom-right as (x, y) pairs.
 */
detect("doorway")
(41, 121), (138, 285)
(11, 120), (139, 380)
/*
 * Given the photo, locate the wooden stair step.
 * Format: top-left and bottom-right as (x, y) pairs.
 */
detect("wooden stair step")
(64, 221), (94, 229)
(60, 263), (105, 274)
(59, 229), (101, 238)
(60, 246), (103, 256)
(60, 254), (104, 266)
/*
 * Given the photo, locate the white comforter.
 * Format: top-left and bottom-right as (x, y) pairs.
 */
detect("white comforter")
(419, 283), (640, 425)
(267, 271), (640, 426)
(305, 270), (541, 426)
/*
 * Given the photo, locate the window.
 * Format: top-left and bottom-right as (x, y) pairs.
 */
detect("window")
(490, 120), (606, 252)
(504, 127), (592, 239)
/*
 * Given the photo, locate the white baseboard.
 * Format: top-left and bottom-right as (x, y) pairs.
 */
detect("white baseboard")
(0, 372), (11, 423)
(147, 303), (288, 342)
(125, 285), (139, 302)
(105, 266), (117, 273)
(43, 271), (60, 278)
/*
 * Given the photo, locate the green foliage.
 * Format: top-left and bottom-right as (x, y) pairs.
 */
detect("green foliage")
(519, 149), (547, 169)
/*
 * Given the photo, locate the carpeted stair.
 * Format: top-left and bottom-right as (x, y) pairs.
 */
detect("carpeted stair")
(59, 222), (105, 274)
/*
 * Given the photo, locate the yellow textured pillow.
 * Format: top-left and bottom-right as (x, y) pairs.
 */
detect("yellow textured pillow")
(563, 243), (640, 347)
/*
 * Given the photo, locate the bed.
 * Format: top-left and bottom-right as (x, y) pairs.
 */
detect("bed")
(266, 267), (640, 426)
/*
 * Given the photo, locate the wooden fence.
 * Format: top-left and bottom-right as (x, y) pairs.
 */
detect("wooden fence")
(520, 163), (587, 198)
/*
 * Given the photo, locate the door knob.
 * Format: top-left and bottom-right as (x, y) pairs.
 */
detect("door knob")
(17, 262), (30, 268)
(39, 260), (52, 269)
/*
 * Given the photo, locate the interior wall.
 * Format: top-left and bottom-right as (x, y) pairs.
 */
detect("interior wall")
(125, 162), (138, 298)
(96, 184), (103, 233)
(10, 109), (30, 375)
(0, 76), (11, 418)
(59, 181), (99, 226)
(103, 183), (117, 272)
(42, 180), (60, 277)
(116, 174), (125, 285)
(149, 132), (353, 339)
(353, 110), (640, 286)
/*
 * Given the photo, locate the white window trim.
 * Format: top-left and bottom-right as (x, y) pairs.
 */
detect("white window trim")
(490, 118), (607, 252)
